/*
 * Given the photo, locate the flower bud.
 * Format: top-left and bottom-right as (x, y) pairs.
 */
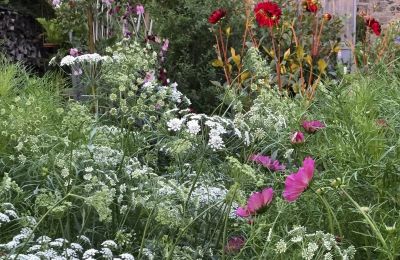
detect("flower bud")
(323, 13), (332, 21)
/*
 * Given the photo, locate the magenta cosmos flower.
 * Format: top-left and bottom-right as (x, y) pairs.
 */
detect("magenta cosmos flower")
(136, 5), (145, 15)
(302, 120), (325, 133)
(225, 236), (245, 253)
(69, 48), (79, 57)
(283, 157), (315, 202)
(291, 131), (305, 144)
(236, 187), (274, 218)
(250, 154), (285, 172)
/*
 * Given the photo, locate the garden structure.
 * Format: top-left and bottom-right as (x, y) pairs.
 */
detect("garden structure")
(0, 1), (399, 259)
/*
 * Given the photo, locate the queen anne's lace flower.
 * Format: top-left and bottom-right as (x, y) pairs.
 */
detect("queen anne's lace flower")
(60, 55), (76, 66)
(275, 239), (287, 254)
(76, 53), (103, 64)
(167, 118), (183, 132)
(208, 134), (224, 150)
(120, 253), (135, 260)
(186, 120), (201, 135)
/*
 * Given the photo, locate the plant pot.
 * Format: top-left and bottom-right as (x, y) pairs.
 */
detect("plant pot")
(42, 42), (60, 48)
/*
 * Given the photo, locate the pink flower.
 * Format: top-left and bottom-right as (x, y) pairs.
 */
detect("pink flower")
(236, 188), (274, 217)
(52, 0), (61, 8)
(283, 157), (315, 202)
(69, 48), (79, 57)
(101, 0), (114, 7)
(136, 5), (145, 15)
(161, 39), (169, 52)
(302, 120), (325, 133)
(225, 236), (245, 254)
(291, 131), (305, 144)
(250, 154), (285, 171)
(144, 71), (155, 83)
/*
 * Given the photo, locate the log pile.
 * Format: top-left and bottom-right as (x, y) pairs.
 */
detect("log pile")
(0, 6), (46, 69)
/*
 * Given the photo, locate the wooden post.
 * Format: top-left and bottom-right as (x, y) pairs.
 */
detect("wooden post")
(87, 5), (95, 53)
(322, 0), (357, 71)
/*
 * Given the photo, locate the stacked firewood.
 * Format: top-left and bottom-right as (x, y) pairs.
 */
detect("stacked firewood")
(0, 7), (45, 68)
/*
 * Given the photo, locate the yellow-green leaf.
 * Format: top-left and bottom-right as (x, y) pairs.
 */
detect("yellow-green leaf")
(283, 48), (291, 60)
(296, 46), (304, 61)
(333, 45), (341, 53)
(240, 71), (251, 81)
(317, 59), (327, 74)
(305, 55), (313, 66)
(211, 59), (224, 68)
(230, 48), (241, 67)
(226, 27), (232, 36)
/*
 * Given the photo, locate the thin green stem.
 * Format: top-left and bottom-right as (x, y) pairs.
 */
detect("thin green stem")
(341, 188), (391, 258)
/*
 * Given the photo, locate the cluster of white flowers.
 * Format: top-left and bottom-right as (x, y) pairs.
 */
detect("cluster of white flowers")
(191, 186), (227, 205)
(60, 55), (76, 66)
(76, 53), (105, 64)
(0, 225), (135, 260)
(275, 239), (287, 254)
(60, 53), (109, 67)
(167, 118), (183, 132)
(166, 113), (251, 151)
(274, 226), (356, 259)
(186, 120), (201, 135)
(302, 242), (319, 260)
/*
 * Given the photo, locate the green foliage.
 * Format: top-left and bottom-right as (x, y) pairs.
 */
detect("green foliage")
(36, 18), (66, 44)
(0, 23), (400, 259)
(145, 0), (245, 112)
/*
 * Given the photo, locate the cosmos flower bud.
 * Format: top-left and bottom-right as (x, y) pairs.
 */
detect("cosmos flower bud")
(323, 13), (332, 21)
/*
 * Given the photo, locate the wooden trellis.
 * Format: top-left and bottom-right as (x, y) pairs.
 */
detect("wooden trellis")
(322, 0), (357, 70)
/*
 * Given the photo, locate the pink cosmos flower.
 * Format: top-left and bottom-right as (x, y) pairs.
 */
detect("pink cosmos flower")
(291, 131), (305, 144)
(52, 0), (61, 8)
(250, 154), (285, 172)
(161, 39), (169, 52)
(136, 5), (145, 15)
(69, 48), (79, 57)
(101, 0), (114, 7)
(283, 157), (315, 202)
(144, 71), (155, 83)
(236, 188), (274, 218)
(302, 120), (325, 133)
(225, 236), (245, 253)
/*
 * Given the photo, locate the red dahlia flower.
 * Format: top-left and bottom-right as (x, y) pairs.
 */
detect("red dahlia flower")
(208, 9), (226, 24)
(366, 18), (381, 36)
(254, 1), (282, 28)
(303, 0), (319, 13)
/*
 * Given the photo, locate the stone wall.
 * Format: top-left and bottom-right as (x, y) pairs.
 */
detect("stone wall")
(0, 7), (46, 69)
(358, 0), (400, 25)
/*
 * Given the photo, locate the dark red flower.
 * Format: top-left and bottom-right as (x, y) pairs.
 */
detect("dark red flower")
(208, 9), (226, 24)
(303, 0), (319, 13)
(366, 18), (381, 36)
(254, 1), (282, 28)
(225, 236), (245, 254)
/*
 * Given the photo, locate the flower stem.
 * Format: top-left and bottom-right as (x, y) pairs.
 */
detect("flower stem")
(269, 27), (282, 92)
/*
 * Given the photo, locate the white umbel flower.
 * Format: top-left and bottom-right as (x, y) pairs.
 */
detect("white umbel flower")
(60, 55), (76, 66)
(208, 134), (224, 150)
(186, 120), (201, 135)
(76, 53), (103, 64)
(167, 118), (183, 132)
